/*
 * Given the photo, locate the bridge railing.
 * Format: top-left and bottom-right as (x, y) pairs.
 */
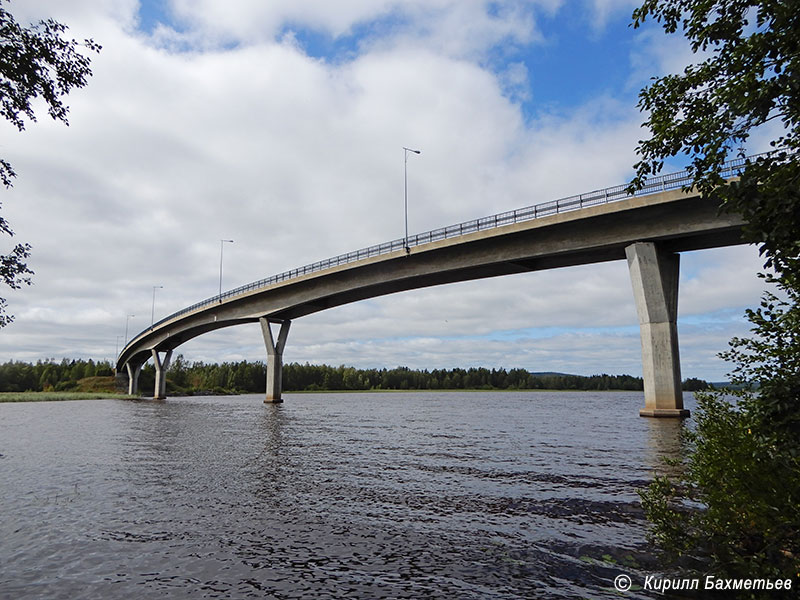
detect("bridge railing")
(126, 152), (767, 350)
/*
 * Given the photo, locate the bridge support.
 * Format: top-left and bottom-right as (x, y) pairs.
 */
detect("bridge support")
(151, 349), (173, 400)
(626, 242), (689, 418)
(125, 361), (143, 396)
(261, 318), (291, 403)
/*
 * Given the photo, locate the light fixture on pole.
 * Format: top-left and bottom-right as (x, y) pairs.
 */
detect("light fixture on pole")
(125, 314), (135, 344)
(403, 146), (421, 253)
(219, 239), (234, 302)
(151, 285), (163, 328)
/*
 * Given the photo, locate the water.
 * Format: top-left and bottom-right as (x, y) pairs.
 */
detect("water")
(0, 391), (692, 599)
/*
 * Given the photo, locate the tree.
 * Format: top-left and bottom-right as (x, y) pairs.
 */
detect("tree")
(631, 0), (800, 589)
(0, 1), (100, 326)
(630, 0), (799, 280)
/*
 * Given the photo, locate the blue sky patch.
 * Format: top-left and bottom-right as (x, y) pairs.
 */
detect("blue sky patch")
(137, 0), (174, 34)
(519, 5), (641, 119)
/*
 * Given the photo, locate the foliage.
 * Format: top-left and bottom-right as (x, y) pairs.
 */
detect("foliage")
(0, 357), (714, 395)
(0, 240), (31, 326)
(0, 358), (114, 392)
(631, 0), (800, 591)
(630, 0), (799, 280)
(682, 376), (710, 391)
(164, 360), (655, 394)
(722, 284), (800, 453)
(0, 1), (100, 326)
(640, 389), (800, 584)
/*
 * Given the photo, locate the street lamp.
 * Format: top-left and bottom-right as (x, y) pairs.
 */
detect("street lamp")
(115, 335), (122, 358)
(125, 314), (135, 344)
(403, 146), (421, 253)
(219, 239), (234, 302)
(151, 285), (163, 328)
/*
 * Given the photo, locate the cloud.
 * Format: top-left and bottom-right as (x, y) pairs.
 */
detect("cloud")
(165, 0), (545, 59)
(628, 26), (698, 88)
(587, 0), (639, 31)
(679, 246), (767, 315)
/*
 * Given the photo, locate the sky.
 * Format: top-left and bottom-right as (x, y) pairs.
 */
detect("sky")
(0, 0), (774, 380)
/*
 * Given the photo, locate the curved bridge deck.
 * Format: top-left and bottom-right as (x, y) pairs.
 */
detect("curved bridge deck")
(117, 155), (756, 415)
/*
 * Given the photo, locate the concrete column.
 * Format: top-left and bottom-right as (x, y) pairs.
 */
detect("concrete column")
(125, 361), (143, 396)
(260, 318), (291, 403)
(151, 349), (173, 400)
(626, 242), (689, 418)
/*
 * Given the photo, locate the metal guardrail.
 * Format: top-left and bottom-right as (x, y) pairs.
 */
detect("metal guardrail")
(123, 152), (766, 353)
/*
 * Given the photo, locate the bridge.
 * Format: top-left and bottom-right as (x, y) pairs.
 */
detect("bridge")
(117, 155), (756, 417)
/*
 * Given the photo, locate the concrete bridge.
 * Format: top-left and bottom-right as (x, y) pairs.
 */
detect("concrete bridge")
(117, 156), (755, 417)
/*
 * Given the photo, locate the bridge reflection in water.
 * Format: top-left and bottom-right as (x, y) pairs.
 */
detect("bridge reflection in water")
(117, 155), (758, 416)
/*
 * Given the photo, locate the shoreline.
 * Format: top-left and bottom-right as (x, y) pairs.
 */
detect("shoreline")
(0, 392), (132, 403)
(2, 388), (647, 403)
(0, 388), (646, 403)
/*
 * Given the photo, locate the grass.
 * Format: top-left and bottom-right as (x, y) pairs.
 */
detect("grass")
(0, 391), (132, 403)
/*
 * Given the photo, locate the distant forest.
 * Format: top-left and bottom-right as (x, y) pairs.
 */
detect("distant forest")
(0, 357), (711, 394)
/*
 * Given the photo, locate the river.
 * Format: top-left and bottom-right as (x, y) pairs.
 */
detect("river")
(0, 391), (692, 599)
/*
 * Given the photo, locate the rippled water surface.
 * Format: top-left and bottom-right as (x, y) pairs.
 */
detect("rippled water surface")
(0, 391), (693, 598)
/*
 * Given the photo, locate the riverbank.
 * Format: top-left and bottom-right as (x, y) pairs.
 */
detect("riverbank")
(0, 392), (132, 402)
(0, 388), (656, 402)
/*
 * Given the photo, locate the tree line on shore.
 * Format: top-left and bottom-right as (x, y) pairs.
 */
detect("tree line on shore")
(0, 357), (711, 394)
(0, 358), (115, 392)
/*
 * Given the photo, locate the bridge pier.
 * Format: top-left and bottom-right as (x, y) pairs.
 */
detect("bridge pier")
(151, 349), (173, 400)
(261, 318), (291, 403)
(626, 242), (689, 418)
(125, 361), (143, 396)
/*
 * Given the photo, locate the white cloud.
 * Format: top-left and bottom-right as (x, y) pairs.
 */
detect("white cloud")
(587, 0), (639, 31)
(679, 246), (767, 315)
(628, 27), (698, 88)
(166, 0), (545, 59)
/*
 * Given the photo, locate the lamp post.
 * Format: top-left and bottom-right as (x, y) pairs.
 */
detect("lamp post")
(115, 335), (122, 358)
(151, 285), (163, 328)
(219, 239), (234, 302)
(403, 147), (421, 253)
(125, 314), (135, 344)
